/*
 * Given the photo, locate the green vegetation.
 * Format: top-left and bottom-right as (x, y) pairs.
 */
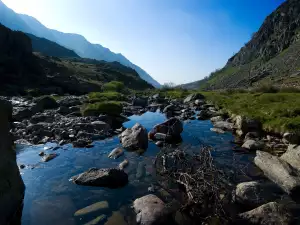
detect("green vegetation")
(202, 92), (300, 134)
(88, 91), (126, 103)
(81, 101), (123, 117)
(103, 81), (125, 92)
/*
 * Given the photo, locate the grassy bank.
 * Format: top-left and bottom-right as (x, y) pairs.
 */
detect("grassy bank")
(202, 92), (300, 134)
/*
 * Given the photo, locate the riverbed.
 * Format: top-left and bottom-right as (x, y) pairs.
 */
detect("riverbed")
(17, 111), (261, 225)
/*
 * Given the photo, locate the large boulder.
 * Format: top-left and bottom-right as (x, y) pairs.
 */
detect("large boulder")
(71, 168), (128, 188)
(148, 118), (183, 140)
(283, 133), (300, 144)
(34, 96), (59, 111)
(133, 194), (167, 225)
(120, 123), (148, 150)
(234, 115), (262, 136)
(235, 181), (283, 208)
(242, 139), (264, 150)
(254, 151), (300, 198)
(183, 93), (205, 103)
(0, 99), (25, 224)
(280, 145), (300, 171)
(237, 202), (293, 225)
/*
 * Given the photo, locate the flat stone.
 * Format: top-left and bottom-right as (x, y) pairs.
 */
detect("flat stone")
(74, 201), (109, 217)
(237, 202), (293, 225)
(71, 168), (128, 188)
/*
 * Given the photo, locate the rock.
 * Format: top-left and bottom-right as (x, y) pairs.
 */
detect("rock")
(0, 99), (25, 225)
(57, 96), (82, 107)
(163, 104), (175, 113)
(254, 151), (300, 198)
(156, 141), (164, 147)
(42, 153), (57, 162)
(108, 147), (124, 159)
(13, 107), (33, 120)
(213, 121), (234, 131)
(183, 93), (205, 103)
(210, 116), (223, 123)
(237, 202), (293, 225)
(73, 139), (90, 148)
(19, 164), (25, 169)
(34, 96), (59, 110)
(57, 106), (71, 115)
(120, 123), (148, 150)
(84, 215), (106, 225)
(59, 140), (66, 146)
(245, 132), (261, 141)
(195, 99), (205, 105)
(133, 97), (148, 107)
(149, 118), (183, 140)
(242, 140), (264, 150)
(71, 168), (128, 188)
(91, 121), (110, 131)
(235, 181), (283, 207)
(136, 162), (146, 180)
(119, 159), (129, 170)
(39, 151), (45, 156)
(280, 145), (300, 171)
(74, 201), (109, 216)
(154, 133), (172, 141)
(210, 128), (225, 134)
(105, 211), (127, 225)
(235, 115), (262, 134)
(283, 133), (300, 144)
(133, 194), (166, 225)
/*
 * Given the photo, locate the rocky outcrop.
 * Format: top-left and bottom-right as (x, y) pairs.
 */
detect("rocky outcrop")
(119, 123), (148, 150)
(254, 151), (300, 198)
(237, 202), (293, 225)
(71, 168), (128, 188)
(133, 194), (167, 225)
(0, 99), (25, 225)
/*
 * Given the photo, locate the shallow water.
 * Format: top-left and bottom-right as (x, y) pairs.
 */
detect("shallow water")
(17, 111), (261, 225)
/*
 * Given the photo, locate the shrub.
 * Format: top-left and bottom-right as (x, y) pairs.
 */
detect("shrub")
(251, 84), (278, 93)
(81, 101), (123, 117)
(88, 91), (126, 102)
(103, 81), (125, 92)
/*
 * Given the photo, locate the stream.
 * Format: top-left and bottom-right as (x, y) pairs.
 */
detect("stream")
(17, 111), (262, 225)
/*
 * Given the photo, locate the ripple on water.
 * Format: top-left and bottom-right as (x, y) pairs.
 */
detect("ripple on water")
(17, 111), (258, 225)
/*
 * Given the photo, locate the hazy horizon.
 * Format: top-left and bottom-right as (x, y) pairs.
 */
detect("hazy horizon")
(2, 0), (285, 85)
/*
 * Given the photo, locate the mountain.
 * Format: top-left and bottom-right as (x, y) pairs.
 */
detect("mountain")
(0, 23), (153, 96)
(27, 33), (80, 58)
(183, 0), (300, 90)
(0, 1), (161, 88)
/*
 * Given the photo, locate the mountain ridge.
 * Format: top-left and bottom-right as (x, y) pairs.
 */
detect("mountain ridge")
(0, 0), (161, 87)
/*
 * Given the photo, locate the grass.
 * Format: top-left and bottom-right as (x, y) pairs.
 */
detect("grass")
(81, 101), (123, 117)
(88, 91), (127, 103)
(202, 92), (300, 134)
(103, 81), (125, 92)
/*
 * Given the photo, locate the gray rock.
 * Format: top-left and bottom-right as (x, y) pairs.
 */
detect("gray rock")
(283, 133), (300, 144)
(163, 104), (175, 113)
(133, 194), (167, 225)
(108, 147), (124, 159)
(120, 123), (148, 150)
(71, 168), (128, 188)
(210, 116), (223, 123)
(242, 140), (264, 150)
(0, 99), (25, 224)
(57, 96), (82, 107)
(42, 153), (58, 162)
(91, 121), (110, 131)
(183, 93), (205, 103)
(34, 96), (59, 110)
(237, 202), (293, 225)
(213, 121), (234, 131)
(73, 139), (90, 148)
(235, 181), (283, 207)
(210, 128), (225, 134)
(235, 115), (262, 134)
(149, 117), (183, 140)
(154, 133), (172, 141)
(245, 132), (261, 141)
(118, 159), (129, 170)
(280, 145), (300, 171)
(254, 151), (300, 198)
(156, 141), (164, 147)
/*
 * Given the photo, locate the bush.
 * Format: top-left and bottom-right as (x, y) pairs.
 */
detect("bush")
(103, 81), (125, 92)
(88, 91), (126, 102)
(81, 101), (123, 116)
(251, 84), (279, 93)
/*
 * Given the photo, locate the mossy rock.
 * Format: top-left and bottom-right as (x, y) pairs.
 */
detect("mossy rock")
(82, 101), (123, 117)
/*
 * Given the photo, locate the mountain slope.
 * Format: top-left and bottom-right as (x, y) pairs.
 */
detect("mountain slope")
(0, 1), (160, 88)
(184, 0), (300, 90)
(27, 33), (80, 58)
(0, 23), (153, 96)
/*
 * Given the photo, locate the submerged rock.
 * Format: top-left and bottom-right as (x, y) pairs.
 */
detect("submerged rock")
(74, 201), (109, 216)
(108, 147), (124, 159)
(42, 153), (57, 162)
(84, 215), (107, 225)
(136, 162), (146, 180)
(254, 151), (300, 198)
(237, 202), (293, 225)
(71, 168), (128, 188)
(105, 211), (127, 225)
(120, 123), (148, 150)
(119, 159), (129, 170)
(133, 194), (166, 225)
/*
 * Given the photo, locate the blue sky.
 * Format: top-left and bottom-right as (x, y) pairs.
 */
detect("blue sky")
(3, 0), (285, 84)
